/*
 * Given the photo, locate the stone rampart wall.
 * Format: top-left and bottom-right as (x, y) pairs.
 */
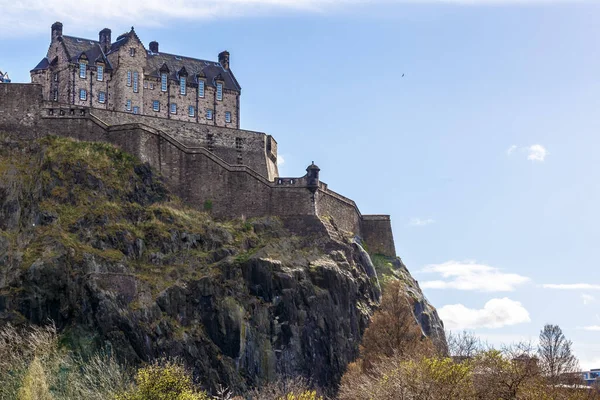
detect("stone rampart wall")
(0, 84), (396, 256)
(67, 105), (277, 180)
(362, 215), (396, 257)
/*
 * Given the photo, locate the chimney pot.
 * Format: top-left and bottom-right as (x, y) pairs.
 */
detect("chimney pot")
(219, 50), (230, 70)
(149, 41), (159, 53)
(99, 28), (111, 53)
(51, 22), (63, 42)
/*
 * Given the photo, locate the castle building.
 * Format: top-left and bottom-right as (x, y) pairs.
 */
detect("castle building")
(31, 23), (240, 128)
(0, 22), (397, 257)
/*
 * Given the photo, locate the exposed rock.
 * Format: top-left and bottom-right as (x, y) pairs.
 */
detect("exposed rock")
(0, 135), (445, 394)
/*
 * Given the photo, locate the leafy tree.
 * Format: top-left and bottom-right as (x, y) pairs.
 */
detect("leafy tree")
(538, 324), (579, 383)
(115, 360), (208, 400)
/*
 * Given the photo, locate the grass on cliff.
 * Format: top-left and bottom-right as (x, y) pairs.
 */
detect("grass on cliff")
(0, 135), (266, 295)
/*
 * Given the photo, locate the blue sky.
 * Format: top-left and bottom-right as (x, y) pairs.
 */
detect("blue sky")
(1, 0), (599, 369)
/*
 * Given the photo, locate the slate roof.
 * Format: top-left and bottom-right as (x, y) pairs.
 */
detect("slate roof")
(61, 35), (112, 68)
(146, 52), (240, 91)
(31, 58), (50, 71)
(30, 28), (240, 91)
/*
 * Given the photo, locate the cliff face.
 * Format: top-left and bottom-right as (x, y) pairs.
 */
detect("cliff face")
(0, 135), (444, 392)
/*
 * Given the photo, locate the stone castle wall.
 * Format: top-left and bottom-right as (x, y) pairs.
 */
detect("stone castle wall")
(0, 84), (396, 256)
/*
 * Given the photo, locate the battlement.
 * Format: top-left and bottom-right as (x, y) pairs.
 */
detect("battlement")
(0, 83), (396, 256)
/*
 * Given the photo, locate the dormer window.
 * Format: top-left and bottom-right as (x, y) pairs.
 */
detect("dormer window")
(216, 82), (223, 101)
(198, 81), (205, 98)
(180, 77), (186, 95)
(161, 73), (167, 92)
(79, 62), (87, 79)
(97, 65), (103, 81)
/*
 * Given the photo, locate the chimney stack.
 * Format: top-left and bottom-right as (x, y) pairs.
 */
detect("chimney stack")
(219, 51), (230, 70)
(51, 22), (63, 42)
(149, 41), (159, 53)
(99, 28), (111, 53)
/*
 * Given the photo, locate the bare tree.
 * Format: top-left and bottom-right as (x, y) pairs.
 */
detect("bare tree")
(447, 330), (484, 359)
(537, 324), (579, 383)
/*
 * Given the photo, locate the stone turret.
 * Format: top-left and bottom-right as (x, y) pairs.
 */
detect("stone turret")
(306, 162), (320, 193)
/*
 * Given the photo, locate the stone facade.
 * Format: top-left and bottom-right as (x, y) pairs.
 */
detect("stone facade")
(2, 81), (396, 257)
(31, 22), (240, 128)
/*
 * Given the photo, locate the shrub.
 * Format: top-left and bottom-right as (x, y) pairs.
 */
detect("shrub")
(17, 357), (53, 400)
(115, 360), (208, 400)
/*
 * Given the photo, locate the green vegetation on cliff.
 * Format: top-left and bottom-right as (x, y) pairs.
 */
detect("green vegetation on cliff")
(2, 134), (424, 394)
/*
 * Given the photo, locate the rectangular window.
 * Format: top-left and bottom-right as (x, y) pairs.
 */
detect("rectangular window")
(188, 105), (195, 117)
(127, 71), (132, 86)
(150, 82), (154, 90)
(161, 74), (167, 92)
(79, 88), (87, 100)
(198, 81), (205, 98)
(180, 77), (186, 95)
(126, 99), (131, 111)
(144, 81), (148, 89)
(216, 82), (223, 101)
(235, 137), (242, 149)
(170, 103), (177, 114)
(225, 111), (231, 123)
(133, 72), (139, 93)
(206, 109), (213, 120)
(53, 90), (58, 101)
(79, 63), (86, 78)
(98, 91), (106, 103)
(153, 100), (160, 112)
(133, 106), (139, 115)
(130, 48), (135, 57)
(97, 66), (103, 81)
(53, 73), (58, 82)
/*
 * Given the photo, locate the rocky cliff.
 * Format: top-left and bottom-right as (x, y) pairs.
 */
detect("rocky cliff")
(0, 134), (445, 393)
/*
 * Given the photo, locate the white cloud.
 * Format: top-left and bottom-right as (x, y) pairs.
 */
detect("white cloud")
(506, 144), (548, 162)
(582, 326), (600, 331)
(582, 294), (595, 305)
(0, 0), (588, 36)
(277, 155), (285, 166)
(438, 298), (531, 330)
(408, 217), (435, 227)
(543, 283), (600, 290)
(420, 260), (530, 292)
(526, 144), (548, 162)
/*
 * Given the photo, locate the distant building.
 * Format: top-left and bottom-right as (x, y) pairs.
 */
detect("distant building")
(0, 71), (10, 83)
(581, 369), (600, 386)
(31, 22), (240, 128)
